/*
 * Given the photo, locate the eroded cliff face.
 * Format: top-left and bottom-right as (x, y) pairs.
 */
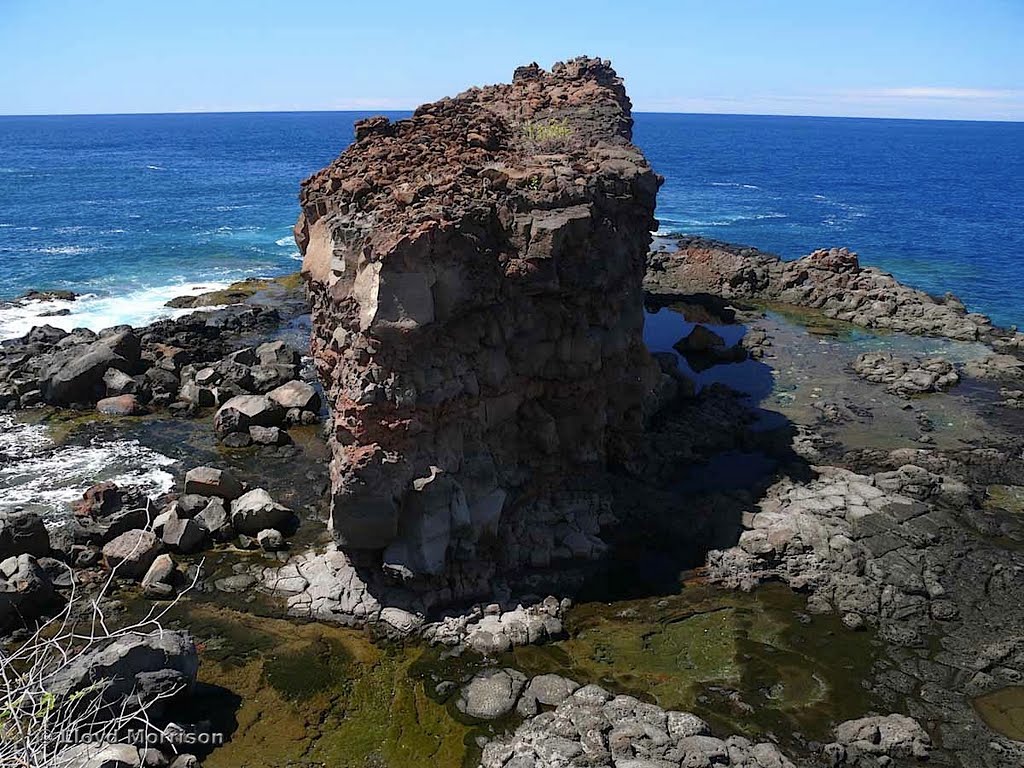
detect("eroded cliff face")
(296, 58), (662, 592)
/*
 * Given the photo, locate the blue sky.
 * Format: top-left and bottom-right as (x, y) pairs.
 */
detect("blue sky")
(1, 0), (1022, 119)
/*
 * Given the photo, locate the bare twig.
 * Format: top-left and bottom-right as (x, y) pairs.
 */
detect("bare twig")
(0, 508), (202, 768)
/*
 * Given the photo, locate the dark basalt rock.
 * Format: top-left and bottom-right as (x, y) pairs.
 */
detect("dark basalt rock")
(296, 57), (667, 592)
(0, 510), (50, 559)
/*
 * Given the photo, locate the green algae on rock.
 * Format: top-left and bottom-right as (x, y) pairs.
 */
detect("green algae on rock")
(987, 485), (1024, 516)
(165, 273), (304, 309)
(508, 583), (882, 746)
(172, 605), (473, 768)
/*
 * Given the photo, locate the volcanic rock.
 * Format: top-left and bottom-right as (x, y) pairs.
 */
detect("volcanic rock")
(46, 630), (198, 710)
(184, 466), (244, 500)
(161, 516), (207, 554)
(297, 57), (664, 589)
(826, 714), (931, 764)
(257, 528), (285, 551)
(194, 498), (232, 540)
(230, 488), (293, 535)
(482, 684), (796, 768)
(852, 352), (960, 397)
(38, 340), (130, 405)
(101, 529), (161, 579)
(647, 237), (1002, 342)
(0, 554), (55, 630)
(268, 379), (320, 412)
(0, 510), (50, 559)
(96, 394), (146, 415)
(213, 394), (283, 437)
(456, 668), (527, 720)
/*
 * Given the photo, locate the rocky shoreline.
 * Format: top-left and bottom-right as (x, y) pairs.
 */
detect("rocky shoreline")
(3, 60), (1024, 768)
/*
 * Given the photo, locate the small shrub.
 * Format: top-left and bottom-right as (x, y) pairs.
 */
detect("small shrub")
(520, 119), (574, 151)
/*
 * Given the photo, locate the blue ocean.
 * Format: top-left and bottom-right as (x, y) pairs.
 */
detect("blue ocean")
(0, 112), (1021, 338)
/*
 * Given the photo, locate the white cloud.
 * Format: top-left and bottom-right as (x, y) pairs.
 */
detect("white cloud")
(633, 86), (1024, 120)
(853, 87), (1021, 101)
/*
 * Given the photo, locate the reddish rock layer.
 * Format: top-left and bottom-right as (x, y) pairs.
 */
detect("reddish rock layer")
(296, 58), (663, 586)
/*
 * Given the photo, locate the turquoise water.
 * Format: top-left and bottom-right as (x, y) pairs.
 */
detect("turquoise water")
(0, 112), (1021, 337)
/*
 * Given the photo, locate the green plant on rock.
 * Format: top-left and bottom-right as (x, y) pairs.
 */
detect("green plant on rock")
(520, 118), (574, 151)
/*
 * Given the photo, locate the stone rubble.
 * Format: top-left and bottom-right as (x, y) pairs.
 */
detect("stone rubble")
(0, 304), (296, 411)
(479, 682), (799, 768)
(852, 351), (960, 397)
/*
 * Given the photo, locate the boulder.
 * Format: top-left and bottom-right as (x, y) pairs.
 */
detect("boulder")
(184, 466), (244, 500)
(141, 553), (177, 597)
(144, 367), (180, 400)
(73, 481), (124, 517)
(249, 425), (291, 446)
(379, 606), (425, 636)
(194, 498), (232, 540)
(39, 341), (129, 405)
(268, 379), (320, 412)
(98, 329), (142, 367)
(101, 529), (161, 579)
(96, 394), (145, 416)
(456, 668), (527, 720)
(103, 368), (139, 396)
(674, 324), (726, 354)
(142, 552), (175, 586)
(249, 364), (296, 393)
(257, 528), (285, 551)
(0, 510), (50, 559)
(46, 630), (199, 708)
(176, 493), (209, 517)
(256, 340), (301, 368)
(516, 673), (580, 716)
(230, 489), (292, 535)
(58, 742), (143, 768)
(161, 516), (207, 554)
(213, 394), (283, 436)
(0, 554), (55, 630)
(22, 323), (68, 345)
(829, 714), (931, 762)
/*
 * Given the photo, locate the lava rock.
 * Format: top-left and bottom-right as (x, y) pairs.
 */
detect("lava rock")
(230, 489), (292, 535)
(456, 668), (527, 720)
(0, 510), (50, 559)
(213, 394), (283, 437)
(183, 466), (244, 500)
(101, 529), (161, 579)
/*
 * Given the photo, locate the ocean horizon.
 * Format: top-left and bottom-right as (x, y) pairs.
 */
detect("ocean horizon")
(3, 109), (1023, 123)
(1, 110), (1022, 337)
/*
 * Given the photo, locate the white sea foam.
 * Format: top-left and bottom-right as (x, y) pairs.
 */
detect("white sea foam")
(0, 415), (175, 525)
(0, 279), (233, 341)
(33, 245), (97, 256)
(145, 165), (166, 171)
(275, 234), (302, 260)
(665, 212), (789, 228)
(710, 182), (762, 190)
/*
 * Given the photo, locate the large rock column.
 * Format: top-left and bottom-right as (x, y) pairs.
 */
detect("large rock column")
(297, 58), (663, 591)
